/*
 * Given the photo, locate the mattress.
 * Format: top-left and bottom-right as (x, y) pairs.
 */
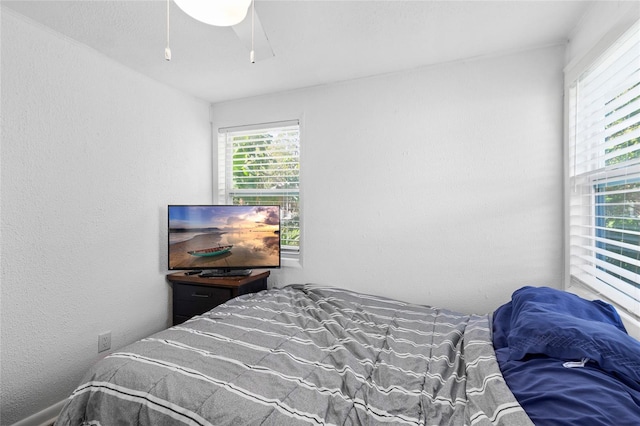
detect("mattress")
(55, 284), (532, 425)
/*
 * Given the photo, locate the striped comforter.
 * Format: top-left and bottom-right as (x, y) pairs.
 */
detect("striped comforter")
(55, 285), (533, 426)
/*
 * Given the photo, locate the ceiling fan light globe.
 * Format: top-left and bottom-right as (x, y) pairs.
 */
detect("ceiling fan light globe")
(174, 0), (252, 27)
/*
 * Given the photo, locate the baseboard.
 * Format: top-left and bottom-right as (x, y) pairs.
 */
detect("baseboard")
(11, 400), (65, 426)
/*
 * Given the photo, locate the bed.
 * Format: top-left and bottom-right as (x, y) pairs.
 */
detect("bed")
(54, 284), (640, 425)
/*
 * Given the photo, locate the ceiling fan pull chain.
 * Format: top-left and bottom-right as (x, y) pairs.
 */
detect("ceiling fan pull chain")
(250, 0), (255, 63)
(165, 0), (172, 61)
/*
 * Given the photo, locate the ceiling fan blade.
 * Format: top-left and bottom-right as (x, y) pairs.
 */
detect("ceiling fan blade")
(232, 9), (274, 62)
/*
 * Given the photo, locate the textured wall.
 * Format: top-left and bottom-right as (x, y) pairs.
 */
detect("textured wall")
(564, 0), (639, 68)
(211, 45), (566, 315)
(1, 10), (212, 425)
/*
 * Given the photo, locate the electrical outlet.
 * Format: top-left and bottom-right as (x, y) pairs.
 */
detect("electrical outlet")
(98, 331), (111, 353)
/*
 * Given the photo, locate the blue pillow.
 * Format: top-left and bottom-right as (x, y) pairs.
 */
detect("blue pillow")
(510, 286), (627, 332)
(506, 286), (640, 383)
(492, 302), (513, 350)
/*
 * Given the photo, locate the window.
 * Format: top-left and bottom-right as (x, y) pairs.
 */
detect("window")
(217, 121), (300, 256)
(567, 21), (639, 316)
(595, 179), (640, 286)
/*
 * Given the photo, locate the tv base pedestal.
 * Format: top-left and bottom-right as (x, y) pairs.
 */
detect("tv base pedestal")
(199, 269), (252, 277)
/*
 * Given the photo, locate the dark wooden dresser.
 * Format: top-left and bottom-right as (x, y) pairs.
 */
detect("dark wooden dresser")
(167, 270), (270, 325)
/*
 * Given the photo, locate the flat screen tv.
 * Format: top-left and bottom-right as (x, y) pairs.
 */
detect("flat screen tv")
(168, 205), (280, 276)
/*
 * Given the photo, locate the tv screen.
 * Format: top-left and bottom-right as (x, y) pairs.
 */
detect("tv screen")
(168, 205), (280, 274)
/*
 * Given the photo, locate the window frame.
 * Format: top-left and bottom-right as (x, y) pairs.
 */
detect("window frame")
(564, 19), (640, 322)
(215, 120), (301, 261)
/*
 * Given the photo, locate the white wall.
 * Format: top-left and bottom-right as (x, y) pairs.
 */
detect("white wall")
(1, 10), (212, 425)
(211, 45), (566, 315)
(564, 0), (639, 69)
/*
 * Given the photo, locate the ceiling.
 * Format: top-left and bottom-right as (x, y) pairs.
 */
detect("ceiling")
(3, 0), (593, 104)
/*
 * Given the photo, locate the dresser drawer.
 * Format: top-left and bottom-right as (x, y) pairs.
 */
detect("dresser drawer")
(173, 284), (232, 318)
(174, 283), (232, 302)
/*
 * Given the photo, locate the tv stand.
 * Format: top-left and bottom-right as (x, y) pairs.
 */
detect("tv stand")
(167, 270), (269, 325)
(199, 269), (252, 278)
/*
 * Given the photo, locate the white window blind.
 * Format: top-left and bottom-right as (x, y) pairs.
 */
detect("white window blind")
(218, 121), (300, 255)
(567, 20), (640, 317)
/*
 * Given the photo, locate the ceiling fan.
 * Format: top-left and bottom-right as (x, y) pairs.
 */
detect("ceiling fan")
(165, 0), (274, 63)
